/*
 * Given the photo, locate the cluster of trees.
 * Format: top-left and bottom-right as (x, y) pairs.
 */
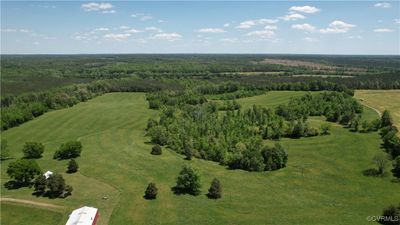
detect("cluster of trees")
(144, 165), (222, 200)
(34, 173), (73, 198)
(54, 141), (83, 160)
(379, 111), (400, 160)
(147, 91), (359, 171)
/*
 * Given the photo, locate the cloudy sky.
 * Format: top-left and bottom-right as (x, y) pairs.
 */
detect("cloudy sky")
(1, 1), (399, 54)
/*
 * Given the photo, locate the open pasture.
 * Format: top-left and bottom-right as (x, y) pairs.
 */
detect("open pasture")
(1, 92), (398, 225)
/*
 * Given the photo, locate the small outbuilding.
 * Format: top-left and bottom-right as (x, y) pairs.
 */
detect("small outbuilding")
(65, 206), (99, 225)
(43, 171), (53, 179)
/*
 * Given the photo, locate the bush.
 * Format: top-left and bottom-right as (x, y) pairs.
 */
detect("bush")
(262, 143), (288, 171)
(207, 178), (222, 199)
(320, 124), (331, 135)
(392, 156), (400, 179)
(144, 182), (158, 199)
(67, 159), (79, 173)
(151, 145), (162, 155)
(22, 142), (44, 159)
(54, 141), (82, 160)
(174, 165), (201, 195)
(379, 204), (400, 225)
(6, 159), (41, 185)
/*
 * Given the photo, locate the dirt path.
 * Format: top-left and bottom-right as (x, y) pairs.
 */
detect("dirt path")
(0, 197), (66, 210)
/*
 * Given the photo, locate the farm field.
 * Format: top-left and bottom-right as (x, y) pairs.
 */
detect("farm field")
(1, 91), (398, 225)
(355, 90), (400, 129)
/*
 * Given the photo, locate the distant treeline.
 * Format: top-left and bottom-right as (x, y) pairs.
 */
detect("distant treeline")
(0, 78), (182, 130)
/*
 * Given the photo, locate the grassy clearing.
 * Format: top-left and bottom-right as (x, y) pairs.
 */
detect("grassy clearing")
(0, 202), (64, 225)
(355, 90), (400, 128)
(1, 92), (398, 225)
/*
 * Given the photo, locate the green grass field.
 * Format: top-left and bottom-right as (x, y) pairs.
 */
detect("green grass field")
(0, 203), (64, 225)
(355, 90), (400, 129)
(1, 92), (399, 225)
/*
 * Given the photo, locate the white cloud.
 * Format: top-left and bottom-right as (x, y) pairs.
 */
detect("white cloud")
(319, 20), (356, 33)
(104, 33), (131, 41)
(223, 23), (230, 27)
(289, 6), (320, 14)
(246, 30), (275, 39)
(101, 10), (115, 14)
(219, 38), (238, 43)
(94, 27), (109, 31)
(145, 27), (163, 32)
(131, 13), (153, 21)
(150, 32), (182, 41)
(264, 25), (277, 30)
(292, 23), (316, 32)
(81, 2), (114, 13)
(280, 13), (306, 21)
(158, 20), (166, 23)
(196, 28), (226, 33)
(373, 28), (393, 32)
(236, 18), (278, 29)
(125, 29), (143, 34)
(119, 26), (130, 30)
(347, 35), (362, 39)
(1, 28), (17, 32)
(395, 19), (400, 24)
(374, 2), (391, 8)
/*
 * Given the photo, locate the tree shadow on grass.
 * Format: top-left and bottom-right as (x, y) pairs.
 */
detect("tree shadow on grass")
(170, 186), (200, 196)
(4, 180), (28, 190)
(362, 169), (388, 177)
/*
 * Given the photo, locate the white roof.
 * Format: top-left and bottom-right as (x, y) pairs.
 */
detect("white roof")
(43, 171), (53, 179)
(65, 206), (98, 225)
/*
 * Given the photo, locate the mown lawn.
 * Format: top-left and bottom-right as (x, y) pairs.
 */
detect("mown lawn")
(0, 203), (64, 225)
(355, 90), (400, 128)
(1, 92), (398, 225)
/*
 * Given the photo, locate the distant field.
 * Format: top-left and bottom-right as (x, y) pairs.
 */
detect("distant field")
(355, 90), (400, 128)
(1, 92), (398, 225)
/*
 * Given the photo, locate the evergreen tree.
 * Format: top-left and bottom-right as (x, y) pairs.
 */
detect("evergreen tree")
(174, 165), (201, 195)
(67, 159), (79, 173)
(144, 182), (158, 199)
(381, 110), (393, 128)
(207, 178), (222, 199)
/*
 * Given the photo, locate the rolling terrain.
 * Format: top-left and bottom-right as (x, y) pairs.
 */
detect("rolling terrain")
(1, 91), (399, 225)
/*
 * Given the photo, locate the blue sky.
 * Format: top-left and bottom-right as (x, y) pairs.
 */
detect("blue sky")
(1, 1), (399, 54)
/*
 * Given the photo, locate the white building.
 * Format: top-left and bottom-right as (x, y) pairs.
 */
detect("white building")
(65, 206), (99, 225)
(43, 171), (53, 179)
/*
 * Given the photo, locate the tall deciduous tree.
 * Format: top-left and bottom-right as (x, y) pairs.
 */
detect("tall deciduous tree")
(7, 159), (41, 184)
(22, 142), (44, 159)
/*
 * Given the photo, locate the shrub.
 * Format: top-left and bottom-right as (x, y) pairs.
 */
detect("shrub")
(379, 204), (400, 225)
(373, 153), (389, 175)
(262, 143), (288, 171)
(174, 165), (201, 195)
(22, 142), (44, 159)
(144, 182), (158, 199)
(151, 145), (162, 155)
(207, 178), (222, 199)
(320, 124), (331, 135)
(54, 141), (82, 160)
(67, 159), (79, 173)
(392, 156), (400, 179)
